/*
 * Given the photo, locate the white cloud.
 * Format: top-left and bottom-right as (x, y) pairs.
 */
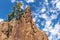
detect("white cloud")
(31, 2), (60, 40)
(11, 0), (16, 3)
(45, 0), (48, 2)
(45, 20), (51, 27)
(11, 0), (35, 3)
(51, 0), (59, 4)
(41, 7), (46, 13)
(33, 15), (37, 22)
(56, 1), (60, 10)
(38, 11), (60, 40)
(25, 5), (28, 8)
(43, 22), (60, 40)
(39, 14), (49, 20)
(0, 19), (4, 22)
(49, 23), (60, 39)
(33, 18), (36, 22)
(26, 0), (34, 3)
(30, 0), (60, 40)
(50, 14), (58, 20)
(40, 20), (45, 26)
(49, 9), (57, 13)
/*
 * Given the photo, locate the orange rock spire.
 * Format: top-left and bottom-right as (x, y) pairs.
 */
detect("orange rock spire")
(0, 6), (48, 40)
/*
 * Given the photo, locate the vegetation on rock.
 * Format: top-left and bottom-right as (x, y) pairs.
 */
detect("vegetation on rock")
(8, 2), (24, 21)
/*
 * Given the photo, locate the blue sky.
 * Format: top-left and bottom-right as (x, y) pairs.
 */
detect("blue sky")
(0, 0), (60, 40)
(0, 0), (13, 19)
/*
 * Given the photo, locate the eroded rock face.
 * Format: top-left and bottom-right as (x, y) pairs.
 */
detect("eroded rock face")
(0, 6), (48, 40)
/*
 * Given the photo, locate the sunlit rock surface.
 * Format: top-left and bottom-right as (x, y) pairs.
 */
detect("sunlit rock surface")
(0, 6), (48, 40)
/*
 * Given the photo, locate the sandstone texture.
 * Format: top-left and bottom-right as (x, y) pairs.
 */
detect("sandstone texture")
(0, 6), (48, 40)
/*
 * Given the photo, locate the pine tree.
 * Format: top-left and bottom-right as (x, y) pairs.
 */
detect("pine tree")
(8, 2), (23, 21)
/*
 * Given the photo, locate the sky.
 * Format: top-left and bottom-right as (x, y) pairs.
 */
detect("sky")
(0, 0), (60, 40)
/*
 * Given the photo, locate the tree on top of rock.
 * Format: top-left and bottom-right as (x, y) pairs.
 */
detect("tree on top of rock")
(8, 2), (23, 21)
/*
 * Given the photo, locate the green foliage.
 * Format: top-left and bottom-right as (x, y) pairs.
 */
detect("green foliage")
(8, 2), (24, 21)
(8, 12), (14, 21)
(15, 2), (22, 8)
(12, 2), (23, 12)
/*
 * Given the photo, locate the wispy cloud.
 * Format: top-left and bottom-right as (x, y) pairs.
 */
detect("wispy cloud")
(0, 19), (4, 22)
(26, 0), (34, 3)
(56, 1), (60, 10)
(32, 0), (60, 40)
(11, 0), (16, 3)
(41, 7), (46, 13)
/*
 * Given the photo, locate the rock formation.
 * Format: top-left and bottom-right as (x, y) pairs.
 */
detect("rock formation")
(0, 6), (48, 40)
